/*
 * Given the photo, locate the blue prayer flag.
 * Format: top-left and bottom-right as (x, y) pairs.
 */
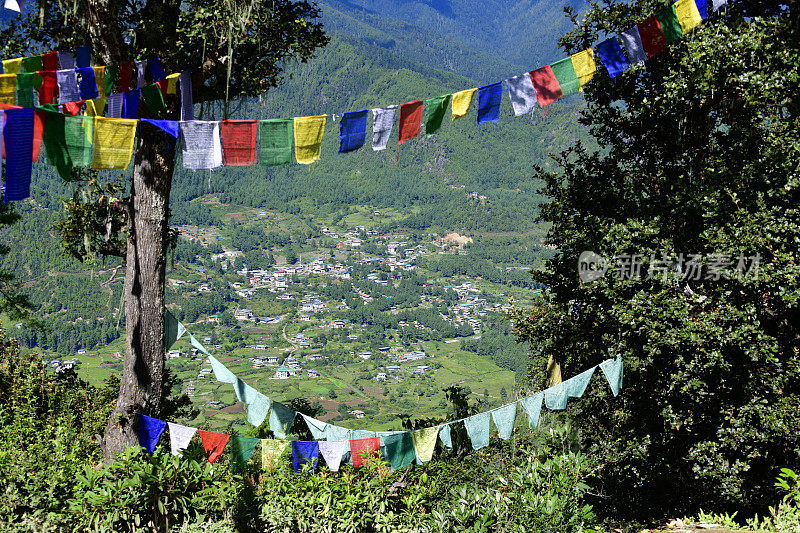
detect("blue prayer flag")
(3, 108), (34, 203)
(477, 81), (502, 127)
(76, 67), (99, 100)
(339, 109), (368, 154)
(141, 119), (180, 138)
(123, 89), (140, 119)
(139, 414), (167, 453)
(148, 58), (168, 82)
(76, 45), (91, 69)
(696, 0), (708, 19)
(291, 441), (319, 472)
(596, 37), (630, 79)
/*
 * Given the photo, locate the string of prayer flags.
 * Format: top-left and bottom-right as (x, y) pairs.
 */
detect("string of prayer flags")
(370, 105), (397, 151)
(675, 0), (703, 33)
(350, 437), (380, 468)
(424, 94), (451, 136)
(220, 119), (258, 166)
(381, 432), (416, 470)
(141, 83), (165, 113)
(638, 15), (669, 58)
(550, 57), (580, 98)
(477, 82), (502, 127)
(259, 119), (293, 165)
(657, 5), (684, 44)
(262, 439), (290, 470)
(292, 441), (319, 472)
(451, 88), (477, 121)
(167, 422), (197, 456)
(339, 109), (368, 153)
(506, 73), (537, 116)
(490, 402), (517, 440)
(123, 89), (140, 119)
(179, 71), (193, 121)
(199, 430), (229, 464)
(520, 392), (544, 428)
(76, 67), (99, 100)
(229, 436), (261, 472)
(318, 440), (348, 472)
(596, 37), (630, 78)
(139, 414), (167, 453)
(621, 26), (649, 65)
(181, 121), (223, 170)
(398, 100), (423, 146)
(91, 117), (137, 170)
(269, 401), (296, 439)
(3, 107), (34, 202)
(600, 356), (624, 396)
(572, 49), (597, 88)
(293, 115), (326, 164)
(530, 66), (563, 108)
(411, 426), (440, 463)
(545, 365), (596, 410)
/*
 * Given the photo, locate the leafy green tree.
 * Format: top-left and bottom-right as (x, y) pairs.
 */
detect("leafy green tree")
(511, 0), (800, 518)
(1, 0), (327, 460)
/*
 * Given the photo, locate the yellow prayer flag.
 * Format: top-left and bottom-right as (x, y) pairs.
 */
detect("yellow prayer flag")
(91, 118), (138, 170)
(85, 97), (107, 117)
(0, 74), (17, 105)
(571, 49), (596, 89)
(2, 58), (22, 74)
(166, 73), (180, 95)
(412, 426), (441, 463)
(675, 0), (703, 34)
(94, 67), (106, 98)
(451, 88), (477, 121)
(293, 115), (326, 164)
(261, 439), (289, 471)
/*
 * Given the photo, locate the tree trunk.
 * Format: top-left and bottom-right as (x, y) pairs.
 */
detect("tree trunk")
(100, 124), (176, 462)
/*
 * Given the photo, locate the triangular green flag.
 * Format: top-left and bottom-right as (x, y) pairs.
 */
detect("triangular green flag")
(520, 392), (544, 428)
(164, 310), (186, 350)
(412, 426), (440, 463)
(600, 357), (624, 397)
(189, 333), (210, 356)
(490, 402), (518, 440)
(381, 432), (416, 470)
(301, 413), (328, 440)
(438, 423), (452, 449)
(229, 435), (260, 472)
(208, 354), (237, 384)
(268, 401), (296, 439)
(463, 412), (491, 450)
(425, 94), (451, 136)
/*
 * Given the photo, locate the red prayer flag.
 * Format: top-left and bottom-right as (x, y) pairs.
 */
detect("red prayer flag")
(119, 62), (134, 92)
(42, 52), (59, 71)
(62, 101), (84, 116)
(398, 100), (424, 146)
(529, 66), (563, 108)
(156, 79), (168, 99)
(638, 16), (668, 58)
(350, 437), (381, 468)
(33, 110), (44, 161)
(220, 119), (258, 166)
(198, 430), (230, 464)
(37, 71), (58, 104)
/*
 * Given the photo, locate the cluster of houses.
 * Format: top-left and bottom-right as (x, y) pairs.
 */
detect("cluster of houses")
(375, 363), (430, 381)
(47, 358), (81, 374)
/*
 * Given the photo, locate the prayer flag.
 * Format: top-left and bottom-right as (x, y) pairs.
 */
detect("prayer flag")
(477, 82), (502, 127)
(506, 73), (537, 116)
(76, 67), (99, 100)
(490, 402), (517, 440)
(135, 60), (147, 88)
(0, 74), (17, 105)
(318, 440), (348, 472)
(371, 105), (397, 151)
(551, 57), (580, 97)
(261, 439), (289, 470)
(167, 422), (197, 456)
(529, 66), (563, 108)
(438, 424), (452, 449)
(657, 5), (683, 44)
(165, 73), (180, 95)
(164, 310), (186, 349)
(57, 51), (75, 70)
(180, 121), (223, 170)
(208, 354), (237, 383)
(76, 45), (91, 68)
(198, 430), (229, 464)
(93, 66), (106, 98)
(350, 437), (380, 468)
(56, 69), (80, 103)
(91, 117), (137, 169)
(424, 94), (451, 136)
(2, 59), (22, 75)
(675, 0), (703, 33)
(104, 64), (119, 96)
(3, 107), (33, 202)
(259, 119), (293, 165)
(596, 37), (630, 78)
(220, 119), (258, 166)
(119, 62), (133, 92)
(712, 0), (727, 11)
(545, 365), (596, 410)
(123, 89), (140, 119)
(42, 112), (93, 178)
(520, 392), (544, 428)
(3, 0), (22, 12)
(696, 0), (709, 19)
(37, 71), (58, 104)
(339, 109), (368, 153)
(381, 432), (415, 470)
(292, 441), (319, 473)
(15, 72), (38, 107)
(300, 414), (328, 440)
(620, 26), (648, 65)
(411, 426), (440, 463)
(138, 414), (167, 453)
(245, 388), (271, 427)
(148, 58), (168, 82)
(229, 436), (260, 472)
(324, 424), (353, 442)
(141, 119), (180, 139)
(451, 88), (477, 121)
(352, 430), (377, 439)
(141, 83), (165, 112)
(638, 16), (668, 58)
(293, 115), (326, 164)
(463, 412), (491, 451)
(84, 97), (106, 117)
(398, 100), (423, 146)
(179, 71), (193, 121)
(107, 93), (124, 118)
(22, 56), (43, 74)
(600, 356), (624, 397)
(269, 401), (296, 439)
(544, 381), (568, 410)
(42, 52), (59, 71)
(572, 49), (596, 88)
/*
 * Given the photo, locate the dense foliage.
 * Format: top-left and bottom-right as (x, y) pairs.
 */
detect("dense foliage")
(511, 0), (800, 520)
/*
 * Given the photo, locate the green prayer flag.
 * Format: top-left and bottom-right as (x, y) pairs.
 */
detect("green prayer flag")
(208, 354), (237, 384)
(381, 432), (416, 470)
(352, 430), (377, 439)
(490, 402), (518, 440)
(16, 72), (40, 107)
(105, 64), (119, 95)
(412, 426), (440, 463)
(464, 412), (491, 450)
(425, 94), (451, 136)
(550, 57), (580, 97)
(439, 423), (452, 449)
(324, 424), (352, 442)
(22, 55), (43, 73)
(259, 119), (293, 165)
(268, 401), (296, 439)
(600, 356), (624, 397)
(190, 333), (210, 356)
(141, 83), (165, 112)
(520, 392), (544, 428)
(301, 414), (328, 440)
(230, 435), (260, 472)
(657, 5), (684, 44)
(545, 366), (596, 410)
(164, 310), (186, 350)
(41, 111), (93, 178)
